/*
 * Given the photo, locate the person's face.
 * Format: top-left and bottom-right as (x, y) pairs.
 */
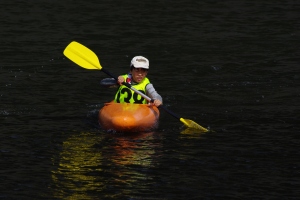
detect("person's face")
(131, 67), (148, 83)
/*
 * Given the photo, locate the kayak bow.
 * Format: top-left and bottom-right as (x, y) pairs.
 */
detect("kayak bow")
(99, 102), (160, 132)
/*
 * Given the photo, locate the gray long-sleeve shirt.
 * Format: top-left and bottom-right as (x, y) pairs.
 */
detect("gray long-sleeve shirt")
(146, 83), (163, 103)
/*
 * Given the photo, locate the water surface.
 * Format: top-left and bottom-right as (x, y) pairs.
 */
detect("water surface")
(1, 0), (299, 199)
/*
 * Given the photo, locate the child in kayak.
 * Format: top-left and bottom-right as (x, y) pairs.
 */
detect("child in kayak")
(115, 56), (162, 107)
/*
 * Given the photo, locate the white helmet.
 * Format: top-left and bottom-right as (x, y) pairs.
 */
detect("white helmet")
(130, 56), (149, 69)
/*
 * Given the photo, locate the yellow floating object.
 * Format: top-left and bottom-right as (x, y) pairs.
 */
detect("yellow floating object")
(99, 102), (160, 132)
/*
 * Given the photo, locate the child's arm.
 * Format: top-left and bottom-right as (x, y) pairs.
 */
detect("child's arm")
(146, 84), (163, 106)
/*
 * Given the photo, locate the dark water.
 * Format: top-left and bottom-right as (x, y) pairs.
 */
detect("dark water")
(1, 0), (299, 199)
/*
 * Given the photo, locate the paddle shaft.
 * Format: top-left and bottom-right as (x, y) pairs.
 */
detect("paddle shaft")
(126, 86), (184, 122)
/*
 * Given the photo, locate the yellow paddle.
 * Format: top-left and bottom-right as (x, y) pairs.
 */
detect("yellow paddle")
(63, 41), (209, 132)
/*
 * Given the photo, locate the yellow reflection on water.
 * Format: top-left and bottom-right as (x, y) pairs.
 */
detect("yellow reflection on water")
(51, 131), (158, 199)
(51, 132), (104, 199)
(180, 126), (214, 135)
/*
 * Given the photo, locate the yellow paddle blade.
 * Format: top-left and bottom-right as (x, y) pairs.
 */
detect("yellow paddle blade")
(180, 118), (209, 132)
(63, 41), (102, 70)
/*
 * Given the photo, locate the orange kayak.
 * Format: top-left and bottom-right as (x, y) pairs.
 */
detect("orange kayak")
(99, 102), (160, 132)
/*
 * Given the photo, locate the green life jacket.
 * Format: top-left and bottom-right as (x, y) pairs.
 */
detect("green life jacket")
(114, 74), (150, 104)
